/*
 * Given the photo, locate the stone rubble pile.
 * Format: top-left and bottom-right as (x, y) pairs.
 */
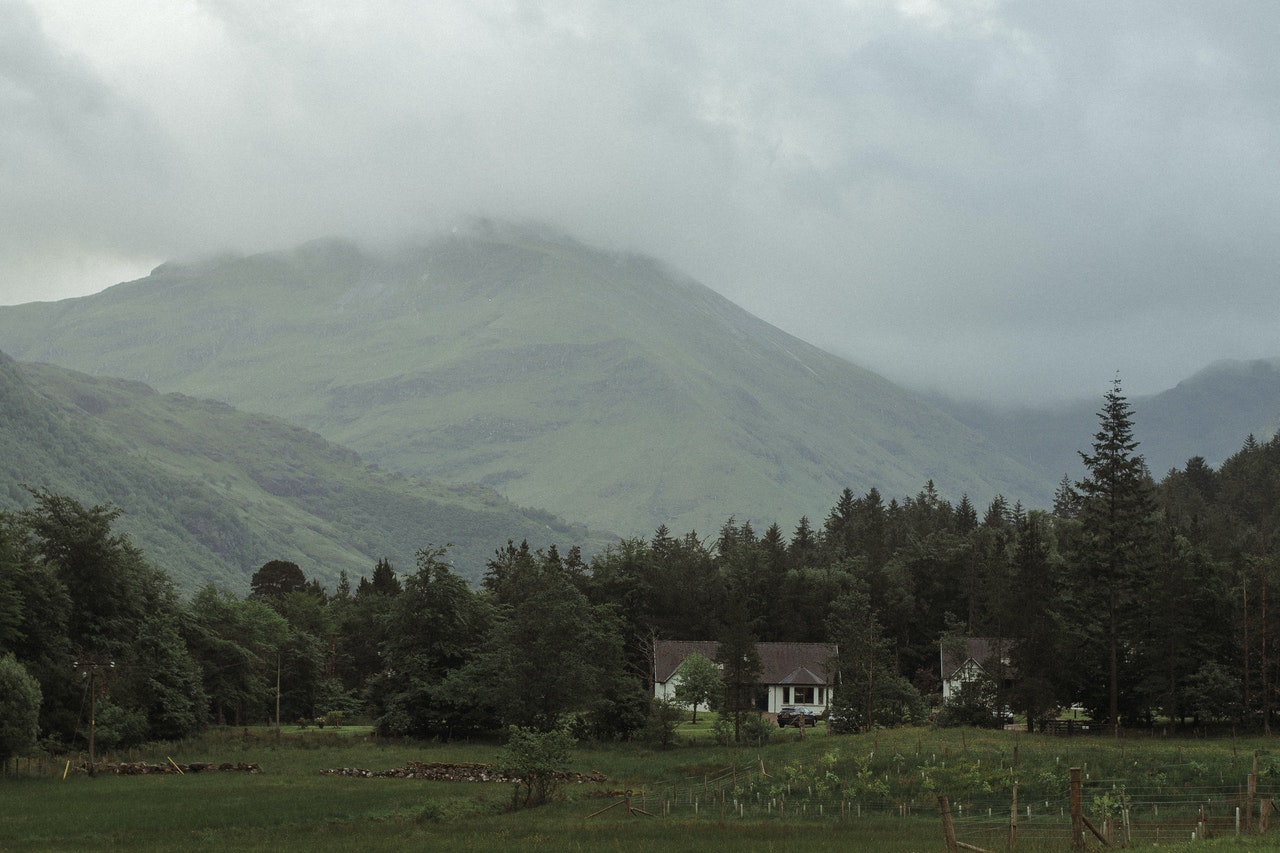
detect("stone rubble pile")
(320, 761), (606, 784)
(93, 761), (262, 775)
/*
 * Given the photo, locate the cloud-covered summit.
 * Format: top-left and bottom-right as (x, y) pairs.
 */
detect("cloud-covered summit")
(4, 0), (1279, 403)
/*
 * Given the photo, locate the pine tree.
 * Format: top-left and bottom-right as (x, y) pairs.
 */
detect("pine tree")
(954, 494), (978, 533)
(1075, 378), (1155, 734)
(715, 601), (762, 743)
(789, 516), (817, 569)
(1003, 512), (1063, 729)
(368, 558), (402, 596)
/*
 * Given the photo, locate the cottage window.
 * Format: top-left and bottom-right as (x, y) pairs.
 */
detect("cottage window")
(792, 686), (815, 704)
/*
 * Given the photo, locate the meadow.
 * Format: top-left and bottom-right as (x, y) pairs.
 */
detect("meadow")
(3, 721), (1278, 852)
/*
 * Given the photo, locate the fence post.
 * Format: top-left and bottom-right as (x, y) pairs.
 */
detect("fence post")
(1070, 767), (1084, 850)
(1009, 783), (1019, 852)
(938, 794), (958, 853)
(1122, 788), (1132, 847)
(1248, 769), (1258, 834)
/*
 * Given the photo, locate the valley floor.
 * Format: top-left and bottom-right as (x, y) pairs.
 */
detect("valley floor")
(3, 723), (1277, 852)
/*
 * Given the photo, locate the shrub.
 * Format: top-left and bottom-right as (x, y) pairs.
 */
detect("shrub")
(643, 698), (684, 749)
(712, 715), (733, 746)
(0, 655), (41, 772)
(500, 725), (575, 809)
(934, 674), (1005, 728)
(741, 713), (774, 747)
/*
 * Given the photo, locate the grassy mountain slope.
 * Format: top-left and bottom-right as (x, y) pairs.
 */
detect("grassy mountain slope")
(0, 225), (1048, 534)
(0, 352), (595, 593)
(931, 358), (1280, 486)
(1136, 359), (1280, 472)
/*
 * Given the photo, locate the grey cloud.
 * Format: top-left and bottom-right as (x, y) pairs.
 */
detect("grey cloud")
(3, 0), (1279, 403)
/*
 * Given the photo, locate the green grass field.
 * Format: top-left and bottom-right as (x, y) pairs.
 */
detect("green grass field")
(4, 721), (1279, 851)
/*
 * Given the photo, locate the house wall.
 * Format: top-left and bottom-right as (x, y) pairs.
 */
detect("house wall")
(654, 679), (712, 711)
(658, 681), (830, 714)
(942, 660), (984, 702)
(768, 685), (830, 714)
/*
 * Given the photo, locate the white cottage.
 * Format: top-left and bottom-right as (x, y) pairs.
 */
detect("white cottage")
(653, 640), (838, 715)
(940, 637), (1015, 702)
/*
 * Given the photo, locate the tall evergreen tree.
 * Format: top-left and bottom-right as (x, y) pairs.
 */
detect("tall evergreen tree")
(789, 516), (818, 569)
(368, 558), (402, 596)
(715, 600), (762, 743)
(1075, 378), (1156, 734)
(1003, 512), (1064, 729)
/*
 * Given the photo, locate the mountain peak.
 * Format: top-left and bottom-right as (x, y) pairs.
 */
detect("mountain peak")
(0, 229), (1047, 535)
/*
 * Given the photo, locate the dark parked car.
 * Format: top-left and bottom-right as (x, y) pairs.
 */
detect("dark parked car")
(776, 706), (819, 728)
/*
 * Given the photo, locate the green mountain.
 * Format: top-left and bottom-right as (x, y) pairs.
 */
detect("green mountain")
(0, 352), (594, 593)
(0, 224), (1049, 535)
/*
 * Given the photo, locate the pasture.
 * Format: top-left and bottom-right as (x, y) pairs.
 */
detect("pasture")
(2, 722), (1277, 851)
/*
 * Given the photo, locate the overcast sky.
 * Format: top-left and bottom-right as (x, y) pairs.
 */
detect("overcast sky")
(3, 1), (1278, 404)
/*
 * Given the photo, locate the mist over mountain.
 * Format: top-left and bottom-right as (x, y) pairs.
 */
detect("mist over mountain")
(0, 351), (593, 592)
(929, 358), (1280, 487)
(0, 225), (1049, 535)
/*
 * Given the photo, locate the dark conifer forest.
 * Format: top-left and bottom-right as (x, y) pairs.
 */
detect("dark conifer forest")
(3, 380), (1280, 751)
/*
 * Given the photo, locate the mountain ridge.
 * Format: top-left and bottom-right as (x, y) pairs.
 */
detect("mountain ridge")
(927, 357), (1280, 488)
(0, 350), (597, 592)
(0, 225), (1056, 534)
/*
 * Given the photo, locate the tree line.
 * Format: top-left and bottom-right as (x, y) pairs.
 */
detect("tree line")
(3, 379), (1280, 766)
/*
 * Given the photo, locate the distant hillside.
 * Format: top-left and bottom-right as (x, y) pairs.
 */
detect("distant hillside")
(0, 352), (597, 593)
(1137, 359), (1280, 473)
(931, 359), (1280, 484)
(0, 224), (1049, 534)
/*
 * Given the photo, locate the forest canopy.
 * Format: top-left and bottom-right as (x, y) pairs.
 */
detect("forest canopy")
(3, 382), (1279, 754)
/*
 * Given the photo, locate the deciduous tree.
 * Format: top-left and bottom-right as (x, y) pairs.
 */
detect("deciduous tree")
(0, 653), (41, 773)
(672, 651), (721, 723)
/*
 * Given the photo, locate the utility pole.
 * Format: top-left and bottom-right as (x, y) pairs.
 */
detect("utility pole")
(74, 658), (114, 776)
(275, 651), (282, 737)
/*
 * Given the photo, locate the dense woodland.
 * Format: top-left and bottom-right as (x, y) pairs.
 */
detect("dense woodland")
(4, 381), (1280, 762)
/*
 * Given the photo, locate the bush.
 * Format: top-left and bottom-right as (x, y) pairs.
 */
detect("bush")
(934, 674), (1005, 728)
(712, 715), (733, 746)
(374, 707), (411, 738)
(500, 726), (576, 809)
(0, 655), (41, 771)
(830, 672), (927, 732)
(711, 712), (774, 746)
(643, 698), (684, 749)
(741, 713), (773, 747)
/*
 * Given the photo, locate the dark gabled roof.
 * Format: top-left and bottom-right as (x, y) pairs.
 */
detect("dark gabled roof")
(778, 666), (825, 685)
(654, 640), (837, 685)
(653, 641), (718, 684)
(940, 637), (1015, 680)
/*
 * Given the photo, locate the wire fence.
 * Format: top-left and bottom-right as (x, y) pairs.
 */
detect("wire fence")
(600, 757), (1280, 849)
